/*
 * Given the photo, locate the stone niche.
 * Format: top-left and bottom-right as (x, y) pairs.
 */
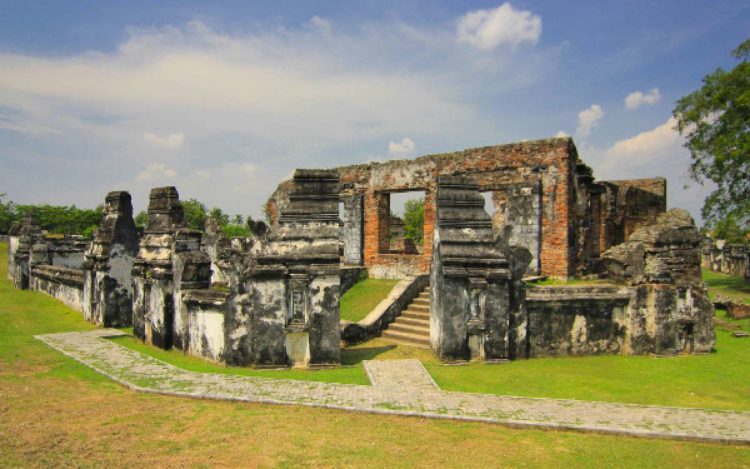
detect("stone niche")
(250, 169), (341, 368)
(602, 208), (715, 355)
(430, 176), (513, 362)
(82, 191), (139, 327)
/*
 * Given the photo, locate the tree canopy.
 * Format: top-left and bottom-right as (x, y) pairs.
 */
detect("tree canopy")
(402, 199), (424, 245)
(673, 38), (750, 228)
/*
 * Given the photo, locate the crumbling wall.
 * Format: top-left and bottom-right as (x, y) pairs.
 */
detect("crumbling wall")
(30, 264), (85, 311)
(602, 209), (715, 355)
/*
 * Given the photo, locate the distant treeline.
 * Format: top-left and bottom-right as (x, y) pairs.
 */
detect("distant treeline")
(0, 194), (101, 236)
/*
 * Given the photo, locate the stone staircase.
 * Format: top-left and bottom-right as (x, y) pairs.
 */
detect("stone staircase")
(381, 285), (431, 348)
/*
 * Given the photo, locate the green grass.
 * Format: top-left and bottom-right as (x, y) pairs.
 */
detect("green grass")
(703, 269), (750, 304)
(340, 278), (399, 322)
(3, 242), (750, 466)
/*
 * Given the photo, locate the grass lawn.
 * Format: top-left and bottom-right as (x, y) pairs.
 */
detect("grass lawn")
(2, 242), (750, 466)
(340, 278), (399, 322)
(703, 269), (750, 304)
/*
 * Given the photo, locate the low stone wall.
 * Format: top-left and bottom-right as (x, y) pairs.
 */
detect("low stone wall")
(701, 239), (749, 278)
(341, 274), (429, 345)
(340, 266), (367, 295)
(30, 265), (85, 312)
(525, 285), (631, 357)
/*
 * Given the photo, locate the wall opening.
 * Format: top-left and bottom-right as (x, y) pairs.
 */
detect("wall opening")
(481, 191), (500, 233)
(378, 190), (426, 255)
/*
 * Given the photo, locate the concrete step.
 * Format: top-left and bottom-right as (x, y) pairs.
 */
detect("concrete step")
(397, 316), (430, 328)
(412, 298), (430, 307)
(388, 322), (429, 335)
(418, 291), (430, 299)
(401, 310), (430, 320)
(408, 303), (430, 313)
(381, 330), (431, 348)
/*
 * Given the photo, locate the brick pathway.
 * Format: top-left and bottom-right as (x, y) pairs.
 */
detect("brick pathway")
(36, 329), (750, 444)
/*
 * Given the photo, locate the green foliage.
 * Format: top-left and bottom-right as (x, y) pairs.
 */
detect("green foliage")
(339, 278), (399, 323)
(15, 204), (101, 235)
(713, 216), (749, 244)
(81, 225), (99, 239)
(0, 193), (17, 234)
(208, 207), (230, 227)
(402, 199), (424, 244)
(182, 198), (208, 231)
(673, 38), (750, 225)
(222, 223), (251, 238)
(134, 210), (147, 229)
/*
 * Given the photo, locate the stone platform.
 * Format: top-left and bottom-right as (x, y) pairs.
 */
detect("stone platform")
(36, 329), (750, 445)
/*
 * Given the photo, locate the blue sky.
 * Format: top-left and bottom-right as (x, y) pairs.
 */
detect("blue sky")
(0, 1), (747, 221)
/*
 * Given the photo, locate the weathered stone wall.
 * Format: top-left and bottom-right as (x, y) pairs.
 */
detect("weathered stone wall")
(30, 264), (85, 311)
(525, 286), (631, 357)
(340, 266), (366, 295)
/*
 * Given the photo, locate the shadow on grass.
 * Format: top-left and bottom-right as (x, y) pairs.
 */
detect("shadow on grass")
(341, 344), (397, 365)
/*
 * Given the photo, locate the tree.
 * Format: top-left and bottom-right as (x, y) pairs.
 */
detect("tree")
(182, 198), (208, 231)
(207, 207), (229, 227)
(713, 215), (749, 244)
(15, 204), (101, 235)
(673, 38), (750, 227)
(134, 210), (148, 229)
(0, 193), (17, 234)
(402, 199), (424, 245)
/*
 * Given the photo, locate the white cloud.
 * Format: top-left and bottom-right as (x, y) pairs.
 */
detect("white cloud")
(604, 117), (680, 160)
(576, 104), (604, 138)
(0, 18), (560, 217)
(309, 16), (332, 36)
(143, 132), (185, 150)
(388, 137), (416, 157)
(554, 130), (568, 138)
(136, 163), (177, 181)
(457, 2), (542, 50)
(624, 88), (662, 110)
(582, 116), (714, 223)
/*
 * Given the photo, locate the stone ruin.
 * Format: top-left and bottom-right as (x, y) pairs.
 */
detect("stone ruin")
(6, 137), (718, 367)
(701, 238), (750, 279)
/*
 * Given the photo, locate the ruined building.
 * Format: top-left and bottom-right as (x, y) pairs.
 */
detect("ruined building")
(268, 137), (667, 279)
(7, 137), (715, 366)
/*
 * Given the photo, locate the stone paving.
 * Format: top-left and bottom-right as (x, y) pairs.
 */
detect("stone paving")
(36, 329), (750, 445)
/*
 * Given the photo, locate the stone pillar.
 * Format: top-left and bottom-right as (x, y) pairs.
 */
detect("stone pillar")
(132, 187), (186, 349)
(341, 193), (364, 265)
(10, 214), (41, 289)
(250, 169), (341, 369)
(82, 191), (139, 327)
(430, 176), (513, 363)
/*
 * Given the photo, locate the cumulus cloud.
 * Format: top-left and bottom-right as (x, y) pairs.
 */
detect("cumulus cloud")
(143, 132), (185, 150)
(575, 104), (604, 138)
(388, 137), (416, 157)
(457, 2), (542, 50)
(624, 88), (662, 110)
(136, 163), (177, 181)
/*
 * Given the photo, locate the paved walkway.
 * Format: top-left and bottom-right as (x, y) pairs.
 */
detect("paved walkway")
(36, 329), (750, 445)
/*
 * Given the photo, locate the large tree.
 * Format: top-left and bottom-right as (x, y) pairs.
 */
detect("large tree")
(673, 38), (750, 227)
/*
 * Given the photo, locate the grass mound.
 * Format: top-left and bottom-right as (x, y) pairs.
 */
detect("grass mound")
(340, 278), (399, 323)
